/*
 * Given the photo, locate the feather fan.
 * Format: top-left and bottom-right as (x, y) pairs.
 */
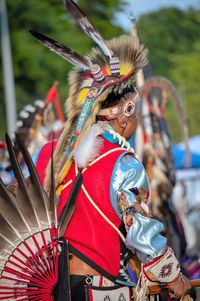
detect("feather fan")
(0, 134), (59, 300)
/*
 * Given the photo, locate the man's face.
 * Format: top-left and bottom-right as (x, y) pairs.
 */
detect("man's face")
(122, 115), (138, 140)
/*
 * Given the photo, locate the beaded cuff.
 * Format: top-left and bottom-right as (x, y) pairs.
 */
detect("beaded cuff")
(142, 246), (180, 283)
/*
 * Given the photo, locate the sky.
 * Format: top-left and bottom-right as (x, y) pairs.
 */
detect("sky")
(119, 0), (200, 30)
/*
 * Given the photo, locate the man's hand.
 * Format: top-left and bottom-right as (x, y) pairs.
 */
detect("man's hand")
(167, 273), (192, 299)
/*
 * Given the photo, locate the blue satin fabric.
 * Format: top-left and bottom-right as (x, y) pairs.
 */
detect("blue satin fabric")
(111, 155), (167, 262)
(110, 148), (167, 262)
(64, 123), (167, 264)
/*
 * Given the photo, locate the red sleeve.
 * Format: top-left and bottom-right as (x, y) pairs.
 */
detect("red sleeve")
(36, 140), (57, 186)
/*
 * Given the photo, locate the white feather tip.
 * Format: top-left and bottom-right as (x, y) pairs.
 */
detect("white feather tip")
(74, 123), (107, 168)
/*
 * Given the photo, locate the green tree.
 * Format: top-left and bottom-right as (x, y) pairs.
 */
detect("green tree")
(169, 42), (200, 139)
(0, 0), (124, 139)
(2, 3), (200, 143)
(137, 8), (200, 142)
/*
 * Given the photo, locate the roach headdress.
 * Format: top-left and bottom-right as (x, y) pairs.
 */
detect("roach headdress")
(30, 0), (148, 189)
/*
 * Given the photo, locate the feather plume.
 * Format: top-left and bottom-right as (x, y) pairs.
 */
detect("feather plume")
(141, 76), (190, 167)
(87, 35), (148, 77)
(74, 122), (108, 168)
(0, 179), (30, 239)
(152, 165), (170, 185)
(6, 134), (50, 230)
(15, 133), (52, 228)
(64, 0), (113, 58)
(29, 30), (90, 70)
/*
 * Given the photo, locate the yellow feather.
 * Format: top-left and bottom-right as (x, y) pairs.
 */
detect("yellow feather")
(77, 87), (90, 105)
(120, 62), (134, 75)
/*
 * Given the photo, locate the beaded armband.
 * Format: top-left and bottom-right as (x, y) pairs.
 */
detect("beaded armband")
(142, 246), (180, 283)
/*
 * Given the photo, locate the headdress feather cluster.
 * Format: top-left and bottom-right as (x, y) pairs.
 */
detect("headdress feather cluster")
(30, 0), (148, 190)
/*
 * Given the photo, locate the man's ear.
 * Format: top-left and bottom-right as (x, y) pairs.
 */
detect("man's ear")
(117, 115), (127, 128)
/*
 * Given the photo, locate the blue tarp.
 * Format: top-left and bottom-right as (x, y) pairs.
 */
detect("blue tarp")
(172, 135), (200, 170)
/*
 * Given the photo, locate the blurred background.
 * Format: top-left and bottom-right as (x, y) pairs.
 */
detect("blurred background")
(1, 0), (200, 142)
(1, 0), (200, 297)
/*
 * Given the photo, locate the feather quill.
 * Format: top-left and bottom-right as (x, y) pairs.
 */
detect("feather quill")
(29, 30), (90, 70)
(64, 0), (113, 58)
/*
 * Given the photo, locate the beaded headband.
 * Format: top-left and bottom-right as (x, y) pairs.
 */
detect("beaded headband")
(98, 89), (140, 120)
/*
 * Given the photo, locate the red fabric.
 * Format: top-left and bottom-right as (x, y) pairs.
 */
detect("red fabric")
(36, 137), (129, 277)
(46, 85), (57, 105)
(0, 141), (6, 150)
(57, 139), (127, 277)
(46, 85), (65, 122)
(36, 140), (57, 186)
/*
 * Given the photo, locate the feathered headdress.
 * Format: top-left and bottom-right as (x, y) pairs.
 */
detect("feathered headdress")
(30, 0), (148, 190)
